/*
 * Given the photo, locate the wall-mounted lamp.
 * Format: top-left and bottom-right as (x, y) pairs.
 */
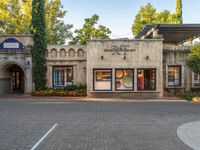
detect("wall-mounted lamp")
(26, 61), (30, 68)
(123, 55), (127, 60)
(101, 56), (104, 60)
(83, 66), (86, 73)
(145, 55), (149, 60)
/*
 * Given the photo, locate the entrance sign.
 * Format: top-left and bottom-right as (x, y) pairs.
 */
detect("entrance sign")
(104, 45), (136, 55)
(4, 43), (19, 49)
(0, 38), (25, 50)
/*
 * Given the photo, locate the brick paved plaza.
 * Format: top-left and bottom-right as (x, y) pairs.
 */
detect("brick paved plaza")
(0, 98), (200, 150)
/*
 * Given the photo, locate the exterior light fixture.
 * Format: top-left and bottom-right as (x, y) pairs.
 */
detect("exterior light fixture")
(83, 66), (86, 73)
(101, 56), (104, 59)
(26, 61), (30, 68)
(123, 55), (126, 60)
(145, 55), (149, 60)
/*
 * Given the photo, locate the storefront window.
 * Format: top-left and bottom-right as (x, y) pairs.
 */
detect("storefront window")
(66, 66), (73, 82)
(192, 72), (200, 87)
(53, 66), (73, 87)
(168, 66), (181, 86)
(137, 69), (156, 91)
(94, 69), (112, 91)
(115, 69), (134, 91)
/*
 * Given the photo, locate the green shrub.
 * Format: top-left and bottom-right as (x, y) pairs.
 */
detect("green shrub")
(64, 84), (86, 91)
(179, 94), (199, 101)
(186, 44), (200, 74)
(32, 84), (87, 97)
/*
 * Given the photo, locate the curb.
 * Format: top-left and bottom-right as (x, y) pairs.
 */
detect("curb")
(177, 121), (200, 150)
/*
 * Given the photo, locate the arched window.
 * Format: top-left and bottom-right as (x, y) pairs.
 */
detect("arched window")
(68, 49), (75, 57)
(60, 49), (66, 57)
(77, 49), (84, 57)
(51, 49), (57, 58)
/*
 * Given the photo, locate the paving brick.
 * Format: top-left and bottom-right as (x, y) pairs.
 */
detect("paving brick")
(0, 100), (199, 150)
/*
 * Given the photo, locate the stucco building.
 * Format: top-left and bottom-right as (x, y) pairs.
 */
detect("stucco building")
(0, 24), (200, 97)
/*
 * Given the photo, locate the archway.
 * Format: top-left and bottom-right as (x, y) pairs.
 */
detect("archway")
(0, 63), (25, 94)
(10, 64), (25, 93)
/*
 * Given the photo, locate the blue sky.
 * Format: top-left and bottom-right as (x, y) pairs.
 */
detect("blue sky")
(61, 0), (200, 38)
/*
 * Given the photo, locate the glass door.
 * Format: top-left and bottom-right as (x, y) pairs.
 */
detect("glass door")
(12, 71), (22, 91)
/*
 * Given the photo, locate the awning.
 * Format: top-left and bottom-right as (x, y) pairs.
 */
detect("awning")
(136, 24), (200, 44)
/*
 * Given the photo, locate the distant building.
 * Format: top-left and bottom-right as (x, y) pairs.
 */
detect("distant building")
(0, 24), (200, 97)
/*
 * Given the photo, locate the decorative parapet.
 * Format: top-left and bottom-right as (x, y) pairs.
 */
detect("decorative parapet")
(46, 45), (87, 60)
(163, 45), (190, 52)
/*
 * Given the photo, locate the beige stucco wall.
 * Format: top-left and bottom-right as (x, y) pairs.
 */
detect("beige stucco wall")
(0, 35), (198, 96)
(46, 45), (87, 88)
(163, 45), (191, 95)
(0, 35), (33, 94)
(0, 35), (33, 47)
(86, 39), (163, 97)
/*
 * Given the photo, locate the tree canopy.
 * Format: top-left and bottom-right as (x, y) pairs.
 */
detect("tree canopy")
(176, 0), (183, 24)
(31, 0), (47, 90)
(0, 0), (72, 44)
(187, 44), (200, 74)
(69, 14), (111, 45)
(132, 1), (183, 36)
(132, 3), (157, 36)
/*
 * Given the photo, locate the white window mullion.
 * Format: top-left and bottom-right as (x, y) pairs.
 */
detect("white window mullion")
(165, 66), (168, 88)
(73, 65), (76, 85)
(65, 67), (67, 86)
(181, 66), (184, 87)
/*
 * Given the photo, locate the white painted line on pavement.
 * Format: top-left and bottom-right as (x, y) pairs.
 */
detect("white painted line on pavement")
(30, 123), (58, 150)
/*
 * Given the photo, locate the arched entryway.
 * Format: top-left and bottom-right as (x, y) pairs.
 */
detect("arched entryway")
(0, 63), (25, 94)
(10, 65), (25, 93)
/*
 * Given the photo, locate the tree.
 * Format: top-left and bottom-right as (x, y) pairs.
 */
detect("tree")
(156, 10), (178, 24)
(176, 0), (183, 24)
(132, 2), (183, 36)
(31, 0), (47, 90)
(45, 0), (73, 44)
(187, 44), (200, 74)
(0, 0), (72, 44)
(0, 0), (30, 34)
(132, 3), (157, 36)
(69, 14), (111, 45)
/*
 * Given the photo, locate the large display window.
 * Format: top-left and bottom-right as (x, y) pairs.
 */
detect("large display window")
(137, 68), (156, 91)
(168, 66), (181, 86)
(66, 66), (73, 82)
(93, 69), (112, 91)
(53, 66), (73, 87)
(115, 69), (134, 91)
(192, 72), (200, 87)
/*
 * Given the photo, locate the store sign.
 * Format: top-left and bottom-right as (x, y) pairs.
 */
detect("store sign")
(104, 45), (136, 55)
(0, 38), (25, 50)
(3, 43), (19, 49)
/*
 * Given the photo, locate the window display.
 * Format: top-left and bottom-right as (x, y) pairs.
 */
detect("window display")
(192, 72), (200, 87)
(53, 66), (73, 87)
(137, 69), (156, 91)
(168, 66), (181, 86)
(94, 69), (112, 90)
(115, 69), (134, 91)
(66, 66), (73, 82)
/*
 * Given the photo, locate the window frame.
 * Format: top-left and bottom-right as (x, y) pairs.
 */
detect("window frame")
(167, 65), (182, 87)
(137, 68), (157, 91)
(66, 66), (73, 82)
(192, 72), (200, 87)
(93, 68), (112, 91)
(52, 66), (74, 88)
(115, 68), (134, 91)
